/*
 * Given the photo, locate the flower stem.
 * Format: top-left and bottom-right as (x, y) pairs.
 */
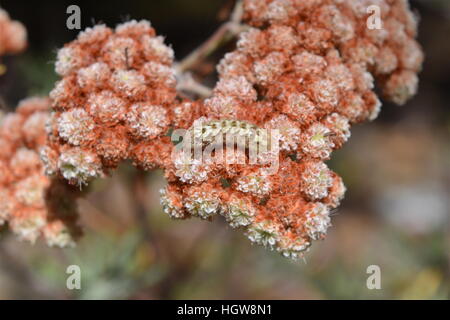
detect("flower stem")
(175, 0), (245, 74)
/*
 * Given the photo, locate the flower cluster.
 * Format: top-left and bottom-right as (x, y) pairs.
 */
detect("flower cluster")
(0, 98), (81, 247)
(161, 0), (423, 259)
(0, 8), (26, 56)
(43, 20), (178, 186)
(7, 0), (420, 257)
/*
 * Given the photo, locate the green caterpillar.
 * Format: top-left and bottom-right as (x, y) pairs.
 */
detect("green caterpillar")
(188, 119), (276, 153)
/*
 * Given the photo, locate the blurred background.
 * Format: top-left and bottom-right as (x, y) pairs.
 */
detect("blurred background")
(0, 0), (448, 299)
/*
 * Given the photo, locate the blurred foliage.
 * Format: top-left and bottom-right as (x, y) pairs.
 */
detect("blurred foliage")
(18, 52), (59, 96)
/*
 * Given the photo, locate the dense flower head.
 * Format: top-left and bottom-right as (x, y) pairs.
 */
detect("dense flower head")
(29, 0), (423, 258)
(162, 0), (423, 259)
(0, 98), (81, 247)
(46, 20), (177, 186)
(0, 8), (27, 56)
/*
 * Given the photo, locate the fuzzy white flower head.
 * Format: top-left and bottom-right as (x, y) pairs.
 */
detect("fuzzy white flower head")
(319, 5), (355, 42)
(43, 223), (76, 248)
(292, 51), (327, 75)
(127, 104), (169, 139)
(184, 192), (221, 220)
(264, 0), (292, 23)
(77, 24), (111, 44)
(375, 47), (398, 75)
(246, 220), (280, 249)
(116, 20), (152, 35)
(58, 148), (104, 185)
(224, 197), (256, 228)
(305, 203), (331, 241)
(23, 111), (48, 140)
(10, 209), (46, 244)
(0, 113), (24, 142)
(276, 234), (311, 260)
(88, 91), (126, 124)
(57, 108), (95, 146)
(40, 146), (59, 176)
(173, 151), (212, 184)
(285, 93), (316, 123)
(160, 188), (185, 219)
(310, 79), (339, 107)
(301, 161), (333, 200)
(16, 97), (49, 111)
(55, 47), (82, 76)
(350, 64), (374, 92)
(142, 35), (174, 64)
(217, 52), (250, 78)
(236, 169), (272, 197)
(103, 37), (137, 68)
(265, 114), (301, 151)
(342, 93), (366, 122)
(236, 28), (263, 55)
(324, 113), (351, 142)
(214, 76), (257, 102)
(10, 148), (41, 171)
(385, 71), (419, 106)
(326, 175), (347, 209)
(204, 95), (239, 118)
(268, 25), (298, 53)
(142, 61), (176, 87)
(77, 62), (111, 88)
(1, 19), (27, 53)
(301, 123), (335, 159)
(112, 69), (146, 96)
(326, 64), (355, 91)
(49, 79), (70, 104)
(253, 52), (285, 84)
(368, 95), (383, 121)
(14, 174), (48, 207)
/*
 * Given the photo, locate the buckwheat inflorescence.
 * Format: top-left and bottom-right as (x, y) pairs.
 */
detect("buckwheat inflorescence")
(23, 0), (423, 257)
(44, 21), (177, 186)
(161, 0), (423, 259)
(0, 98), (81, 247)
